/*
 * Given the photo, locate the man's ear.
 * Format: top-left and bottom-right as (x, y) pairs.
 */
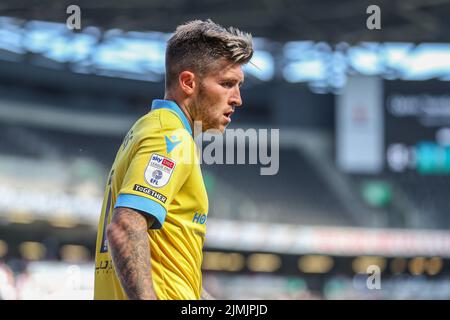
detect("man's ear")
(179, 71), (196, 95)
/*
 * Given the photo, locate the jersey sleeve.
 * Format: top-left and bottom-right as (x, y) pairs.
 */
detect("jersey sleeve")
(114, 116), (194, 229)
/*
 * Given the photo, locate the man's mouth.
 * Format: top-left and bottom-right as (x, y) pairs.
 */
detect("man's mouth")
(223, 109), (234, 123)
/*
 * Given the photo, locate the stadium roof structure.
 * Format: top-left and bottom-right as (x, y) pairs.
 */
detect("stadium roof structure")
(1, 0), (450, 43)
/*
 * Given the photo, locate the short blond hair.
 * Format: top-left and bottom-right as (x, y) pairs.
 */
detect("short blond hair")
(165, 19), (253, 90)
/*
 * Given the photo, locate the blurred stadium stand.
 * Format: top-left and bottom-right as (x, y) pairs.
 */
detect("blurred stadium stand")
(1, 1), (450, 299)
(206, 147), (355, 226)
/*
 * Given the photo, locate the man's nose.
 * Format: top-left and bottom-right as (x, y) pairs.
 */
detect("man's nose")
(230, 87), (242, 107)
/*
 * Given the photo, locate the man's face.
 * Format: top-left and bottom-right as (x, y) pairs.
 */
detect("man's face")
(192, 62), (244, 133)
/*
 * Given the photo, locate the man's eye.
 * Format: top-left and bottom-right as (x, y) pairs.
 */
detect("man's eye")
(221, 82), (234, 88)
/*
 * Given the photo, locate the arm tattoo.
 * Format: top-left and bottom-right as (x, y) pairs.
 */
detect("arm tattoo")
(108, 207), (156, 300)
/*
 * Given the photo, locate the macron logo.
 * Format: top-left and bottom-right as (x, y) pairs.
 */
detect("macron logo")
(165, 135), (181, 154)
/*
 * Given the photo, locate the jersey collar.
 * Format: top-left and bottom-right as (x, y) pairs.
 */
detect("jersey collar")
(151, 99), (193, 136)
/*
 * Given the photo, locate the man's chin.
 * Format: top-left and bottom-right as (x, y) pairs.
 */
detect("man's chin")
(204, 123), (227, 134)
(209, 126), (225, 134)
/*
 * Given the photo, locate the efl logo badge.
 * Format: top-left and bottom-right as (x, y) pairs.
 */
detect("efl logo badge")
(145, 154), (176, 188)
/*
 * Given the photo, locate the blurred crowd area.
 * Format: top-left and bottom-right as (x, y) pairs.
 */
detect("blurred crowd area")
(1, 260), (449, 300)
(204, 274), (450, 300)
(1, 4), (450, 300)
(0, 260), (93, 299)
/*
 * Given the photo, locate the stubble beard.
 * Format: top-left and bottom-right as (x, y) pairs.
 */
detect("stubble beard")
(195, 83), (221, 132)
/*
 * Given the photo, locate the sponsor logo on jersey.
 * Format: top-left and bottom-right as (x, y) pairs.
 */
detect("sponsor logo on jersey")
(145, 154), (176, 188)
(192, 212), (207, 225)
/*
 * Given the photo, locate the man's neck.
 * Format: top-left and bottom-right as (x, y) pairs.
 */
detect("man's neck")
(163, 93), (194, 134)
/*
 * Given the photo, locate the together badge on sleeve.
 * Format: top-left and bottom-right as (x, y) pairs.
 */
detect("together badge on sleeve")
(145, 153), (176, 188)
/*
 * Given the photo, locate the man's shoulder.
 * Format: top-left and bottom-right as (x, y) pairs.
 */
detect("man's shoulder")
(135, 109), (184, 130)
(133, 109), (191, 142)
(156, 108), (187, 131)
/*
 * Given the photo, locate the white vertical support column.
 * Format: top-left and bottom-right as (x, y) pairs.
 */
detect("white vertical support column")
(336, 76), (384, 174)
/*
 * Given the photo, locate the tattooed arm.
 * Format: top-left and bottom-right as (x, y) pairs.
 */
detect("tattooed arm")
(106, 207), (157, 300)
